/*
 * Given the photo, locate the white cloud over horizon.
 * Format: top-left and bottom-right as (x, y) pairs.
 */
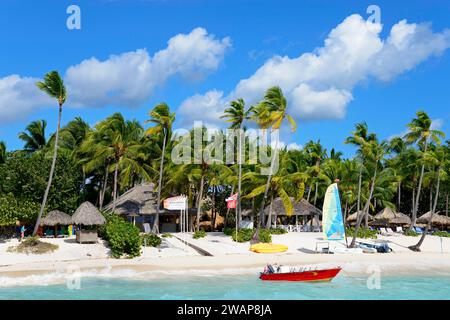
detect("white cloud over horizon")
(179, 14), (450, 126)
(0, 28), (230, 123)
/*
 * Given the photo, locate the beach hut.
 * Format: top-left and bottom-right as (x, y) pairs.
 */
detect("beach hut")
(262, 197), (322, 228)
(371, 207), (411, 227)
(417, 212), (450, 230)
(40, 210), (72, 237)
(72, 201), (106, 243)
(346, 211), (374, 226)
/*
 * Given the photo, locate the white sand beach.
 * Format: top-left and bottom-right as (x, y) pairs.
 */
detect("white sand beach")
(1, 232), (450, 286)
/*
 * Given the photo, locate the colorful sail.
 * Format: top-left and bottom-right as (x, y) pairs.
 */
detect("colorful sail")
(322, 183), (345, 240)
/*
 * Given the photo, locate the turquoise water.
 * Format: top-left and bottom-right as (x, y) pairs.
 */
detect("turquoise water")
(1, 272), (450, 300)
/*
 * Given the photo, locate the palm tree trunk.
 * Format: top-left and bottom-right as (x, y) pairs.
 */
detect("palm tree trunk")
(351, 165), (378, 247)
(211, 186), (216, 230)
(307, 184), (312, 202)
(224, 186), (235, 228)
(446, 193), (449, 217)
(254, 140), (278, 240)
(112, 162), (119, 213)
(237, 122), (243, 228)
(154, 131), (167, 234)
(33, 104), (62, 236)
(266, 195), (273, 228)
(99, 163), (110, 210)
(196, 174), (205, 232)
(357, 163), (363, 213)
(313, 182), (319, 206)
(410, 166), (442, 251)
(397, 181), (401, 211)
(411, 142), (428, 229)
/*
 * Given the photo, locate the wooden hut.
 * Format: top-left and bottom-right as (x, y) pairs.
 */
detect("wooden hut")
(371, 207), (411, 227)
(417, 212), (450, 230)
(346, 211), (374, 226)
(262, 197), (322, 227)
(41, 210), (72, 237)
(72, 201), (106, 243)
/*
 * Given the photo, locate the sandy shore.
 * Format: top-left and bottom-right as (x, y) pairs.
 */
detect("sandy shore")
(1, 232), (449, 286)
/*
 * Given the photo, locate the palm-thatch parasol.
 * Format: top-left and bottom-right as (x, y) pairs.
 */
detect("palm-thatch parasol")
(346, 211), (374, 224)
(263, 198), (322, 216)
(417, 212), (450, 228)
(372, 207), (411, 226)
(41, 210), (72, 226)
(72, 202), (106, 226)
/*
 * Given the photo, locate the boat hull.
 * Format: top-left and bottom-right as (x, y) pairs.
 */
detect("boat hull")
(259, 268), (341, 282)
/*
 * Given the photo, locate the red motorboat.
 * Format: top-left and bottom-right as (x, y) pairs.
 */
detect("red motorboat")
(259, 264), (341, 282)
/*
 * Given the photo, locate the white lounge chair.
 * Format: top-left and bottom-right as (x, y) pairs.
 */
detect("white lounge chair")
(386, 228), (401, 236)
(143, 223), (151, 234)
(395, 227), (403, 234)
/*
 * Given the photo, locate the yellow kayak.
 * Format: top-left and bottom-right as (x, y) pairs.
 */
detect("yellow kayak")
(250, 243), (288, 253)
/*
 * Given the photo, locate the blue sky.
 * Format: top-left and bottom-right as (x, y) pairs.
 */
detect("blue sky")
(1, 0), (449, 155)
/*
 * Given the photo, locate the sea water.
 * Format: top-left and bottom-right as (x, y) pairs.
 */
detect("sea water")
(1, 271), (450, 300)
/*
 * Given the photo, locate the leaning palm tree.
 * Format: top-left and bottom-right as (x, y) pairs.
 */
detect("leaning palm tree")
(18, 119), (47, 152)
(252, 86), (297, 239)
(221, 98), (252, 227)
(145, 103), (175, 233)
(409, 145), (448, 251)
(0, 141), (6, 164)
(404, 111), (445, 229)
(32, 71), (67, 236)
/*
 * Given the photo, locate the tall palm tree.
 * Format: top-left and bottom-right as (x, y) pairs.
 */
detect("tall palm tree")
(221, 98), (252, 227)
(82, 113), (151, 212)
(0, 141), (6, 164)
(18, 120), (47, 152)
(33, 71), (67, 236)
(409, 145), (448, 251)
(252, 86), (297, 239)
(145, 103), (175, 234)
(404, 111), (445, 228)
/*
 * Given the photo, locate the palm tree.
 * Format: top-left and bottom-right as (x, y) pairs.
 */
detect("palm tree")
(409, 145), (448, 251)
(350, 140), (387, 247)
(81, 113), (151, 212)
(252, 86), (297, 239)
(221, 98), (252, 227)
(404, 111), (445, 228)
(18, 120), (47, 152)
(0, 141), (6, 164)
(145, 103), (175, 233)
(32, 71), (67, 236)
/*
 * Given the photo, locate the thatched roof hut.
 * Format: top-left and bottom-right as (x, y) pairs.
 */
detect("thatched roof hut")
(263, 198), (322, 216)
(346, 211), (374, 223)
(41, 210), (72, 226)
(417, 212), (450, 227)
(103, 183), (158, 215)
(72, 202), (106, 226)
(372, 207), (411, 226)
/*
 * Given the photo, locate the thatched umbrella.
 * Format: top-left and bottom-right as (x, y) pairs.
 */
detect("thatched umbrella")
(263, 198), (322, 216)
(417, 212), (450, 229)
(372, 207), (411, 226)
(346, 211), (374, 225)
(41, 210), (72, 237)
(41, 210), (72, 226)
(72, 202), (106, 226)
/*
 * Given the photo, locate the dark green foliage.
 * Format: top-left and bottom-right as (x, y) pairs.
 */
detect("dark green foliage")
(404, 229), (420, 237)
(0, 194), (40, 226)
(346, 227), (378, 239)
(432, 231), (450, 238)
(8, 236), (58, 254)
(258, 229), (272, 243)
(100, 214), (141, 258)
(0, 151), (82, 213)
(223, 227), (235, 236)
(161, 233), (172, 238)
(141, 234), (162, 247)
(230, 228), (272, 243)
(193, 230), (207, 239)
(270, 227), (288, 235)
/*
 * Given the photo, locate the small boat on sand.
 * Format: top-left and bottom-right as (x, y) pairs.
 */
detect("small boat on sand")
(260, 264), (341, 282)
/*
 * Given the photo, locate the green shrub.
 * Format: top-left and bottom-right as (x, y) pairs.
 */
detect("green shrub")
(346, 227), (378, 239)
(101, 214), (141, 258)
(141, 234), (162, 247)
(223, 227), (235, 236)
(193, 230), (207, 239)
(270, 227), (287, 235)
(404, 229), (419, 237)
(161, 233), (172, 238)
(258, 229), (272, 243)
(8, 236), (58, 254)
(433, 231), (450, 238)
(232, 228), (254, 242)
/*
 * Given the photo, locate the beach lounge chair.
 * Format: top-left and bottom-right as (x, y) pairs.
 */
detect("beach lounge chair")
(386, 228), (401, 236)
(395, 227), (403, 234)
(414, 227), (424, 234)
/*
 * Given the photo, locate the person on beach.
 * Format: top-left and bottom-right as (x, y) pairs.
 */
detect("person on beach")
(20, 225), (25, 241)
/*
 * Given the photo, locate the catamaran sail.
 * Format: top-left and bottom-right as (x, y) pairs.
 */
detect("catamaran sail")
(322, 183), (345, 240)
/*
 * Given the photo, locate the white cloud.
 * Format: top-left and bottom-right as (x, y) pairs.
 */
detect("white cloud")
(287, 142), (303, 151)
(0, 28), (230, 123)
(177, 90), (226, 127)
(431, 118), (444, 130)
(179, 14), (450, 126)
(0, 75), (52, 123)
